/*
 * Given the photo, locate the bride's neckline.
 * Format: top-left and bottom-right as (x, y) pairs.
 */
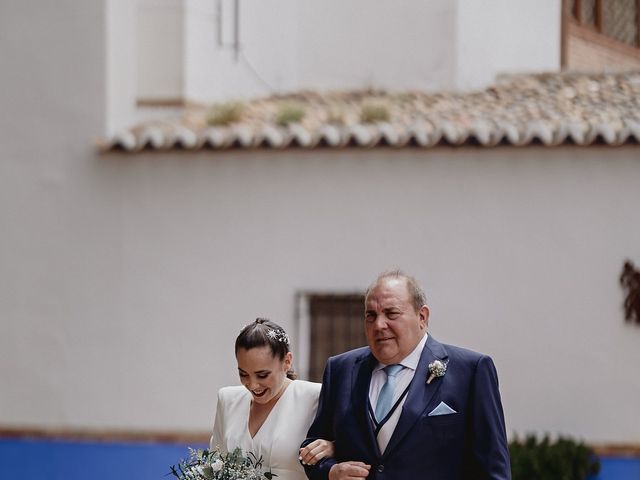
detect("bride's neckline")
(247, 379), (293, 439)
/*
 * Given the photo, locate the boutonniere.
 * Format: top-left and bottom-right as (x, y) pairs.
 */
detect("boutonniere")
(427, 360), (447, 384)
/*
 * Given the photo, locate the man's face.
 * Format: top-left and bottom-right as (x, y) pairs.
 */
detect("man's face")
(365, 277), (428, 364)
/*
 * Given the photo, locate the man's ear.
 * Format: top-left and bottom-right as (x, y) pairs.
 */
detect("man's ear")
(419, 305), (430, 330)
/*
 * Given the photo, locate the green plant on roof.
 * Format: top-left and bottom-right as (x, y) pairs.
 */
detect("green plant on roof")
(275, 103), (305, 126)
(360, 102), (391, 123)
(393, 92), (416, 104)
(206, 101), (245, 126)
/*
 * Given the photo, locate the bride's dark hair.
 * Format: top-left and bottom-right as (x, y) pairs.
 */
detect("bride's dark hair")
(235, 318), (297, 380)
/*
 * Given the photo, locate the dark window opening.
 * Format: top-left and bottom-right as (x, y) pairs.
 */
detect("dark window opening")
(307, 294), (366, 382)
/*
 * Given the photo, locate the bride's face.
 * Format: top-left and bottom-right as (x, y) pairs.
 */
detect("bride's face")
(236, 346), (292, 405)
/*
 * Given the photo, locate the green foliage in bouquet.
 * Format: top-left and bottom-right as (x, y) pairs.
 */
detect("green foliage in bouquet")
(509, 434), (600, 480)
(169, 447), (276, 480)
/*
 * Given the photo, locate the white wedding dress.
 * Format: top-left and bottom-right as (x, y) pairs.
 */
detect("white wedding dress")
(210, 380), (321, 480)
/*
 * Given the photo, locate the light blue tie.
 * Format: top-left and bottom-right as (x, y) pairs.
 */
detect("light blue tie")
(375, 364), (404, 422)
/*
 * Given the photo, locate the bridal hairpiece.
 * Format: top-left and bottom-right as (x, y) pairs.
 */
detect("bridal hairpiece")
(266, 328), (290, 345)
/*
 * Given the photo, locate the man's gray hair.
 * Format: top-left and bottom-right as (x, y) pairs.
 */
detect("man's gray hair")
(365, 269), (427, 313)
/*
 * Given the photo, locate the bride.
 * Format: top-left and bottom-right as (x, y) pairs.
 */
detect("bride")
(211, 318), (333, 480)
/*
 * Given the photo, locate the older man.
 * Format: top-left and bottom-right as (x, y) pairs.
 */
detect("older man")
(300, 270), (511, 479)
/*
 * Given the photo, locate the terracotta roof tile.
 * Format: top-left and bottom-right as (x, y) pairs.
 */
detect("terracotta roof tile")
(104, 71), (640, 151)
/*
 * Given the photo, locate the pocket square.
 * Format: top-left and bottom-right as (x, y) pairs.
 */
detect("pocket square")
(428, 401), (457, 416)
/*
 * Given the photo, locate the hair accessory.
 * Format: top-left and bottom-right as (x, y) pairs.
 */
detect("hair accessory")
(266, 328), (290, 345)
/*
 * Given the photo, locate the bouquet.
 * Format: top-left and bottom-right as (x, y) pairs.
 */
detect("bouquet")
(169, 447), (276, 480)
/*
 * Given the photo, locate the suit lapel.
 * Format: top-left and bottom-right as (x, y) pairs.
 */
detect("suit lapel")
(351, 351), (380, 456)
(382, 335), (448, 457)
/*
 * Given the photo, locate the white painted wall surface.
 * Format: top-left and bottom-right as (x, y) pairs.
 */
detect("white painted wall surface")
(3, 0), (640, 447)
(137, 0), (561, 102)
(194, 0), (454, 98)
(0, 0), (115, 427)
(455, 0), (562, 90)
(107, 148), (640, 445)
(107, 0), (137, 135)
(136, 0), (185, 100)
(295, 0), (456, 92)
(184, 0), (300, 102)
(176, 0), (455, 101)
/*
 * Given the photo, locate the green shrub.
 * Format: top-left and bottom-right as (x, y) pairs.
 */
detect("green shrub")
(275, 103), (305, 126)
(509, 434), (600, 480)
(206, 101), (245, 126)
(359, 102), (390, 123)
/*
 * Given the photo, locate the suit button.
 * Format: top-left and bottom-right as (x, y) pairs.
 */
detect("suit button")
(377, 465), (384, 473)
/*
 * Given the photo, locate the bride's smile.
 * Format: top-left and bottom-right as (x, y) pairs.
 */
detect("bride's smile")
(236, 345), (292, 405)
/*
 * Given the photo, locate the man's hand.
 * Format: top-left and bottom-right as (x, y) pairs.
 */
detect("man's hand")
(298, 439), (334, 465)
(328, 461), (371, 480)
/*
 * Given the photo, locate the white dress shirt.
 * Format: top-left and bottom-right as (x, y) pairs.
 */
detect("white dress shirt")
(368, 333), (428, 453)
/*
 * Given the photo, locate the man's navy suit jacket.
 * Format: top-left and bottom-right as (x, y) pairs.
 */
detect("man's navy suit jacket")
(303, 335), (511, 479)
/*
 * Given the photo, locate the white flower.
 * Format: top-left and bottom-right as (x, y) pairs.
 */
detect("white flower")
(195, 465), (211, 477)
(427, 359), (447, 384)
(170, 446), (271, 480)
(266, 328), (290, 345)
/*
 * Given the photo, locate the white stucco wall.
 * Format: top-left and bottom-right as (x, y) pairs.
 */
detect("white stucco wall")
(136, 0), (561, 102)
(455, 0), (562, 90)
(136, 0), (185, 100)
(190, 0), (455, 98)
(107, 0), (137, 135)
(295, 0), (456, 92)
(0, 0), (114, 427)
(184, 0), (300, 102)
(3, 0), (640, 447)
(3, 137), (640, 443)
(107, 148), (640, 445)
